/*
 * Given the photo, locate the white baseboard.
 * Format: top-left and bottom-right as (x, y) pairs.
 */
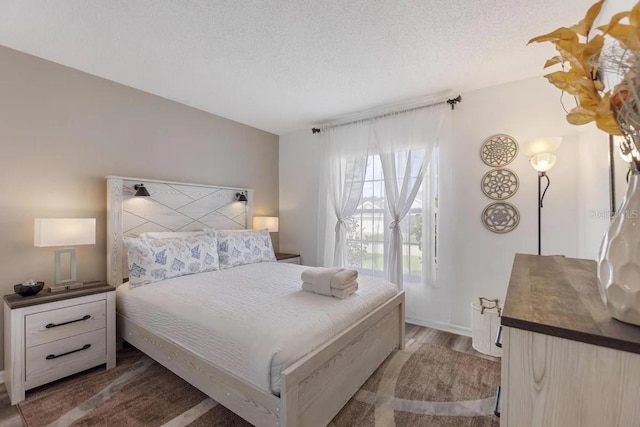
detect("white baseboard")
(405, 317), (472, 337)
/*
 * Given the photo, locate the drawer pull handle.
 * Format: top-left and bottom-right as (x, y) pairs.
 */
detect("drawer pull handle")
(494, 385), (501, 417)
(46, 315), (91, 329)
(46, 344), (91, 360)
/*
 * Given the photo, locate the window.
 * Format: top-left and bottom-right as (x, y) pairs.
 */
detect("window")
(345, 148), (438, 286)
(346, 155), (386, 278)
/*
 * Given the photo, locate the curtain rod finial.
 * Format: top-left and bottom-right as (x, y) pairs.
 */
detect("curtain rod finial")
(446, 95), (462, 110)
(312, 128), (321, 134)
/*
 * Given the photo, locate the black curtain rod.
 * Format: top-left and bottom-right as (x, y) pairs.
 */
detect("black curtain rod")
(311, 95), (461, 134)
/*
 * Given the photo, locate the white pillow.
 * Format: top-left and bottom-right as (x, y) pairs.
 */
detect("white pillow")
(215, 229), (276, 269)
(123, 234), (220, 287)
(139, 231), (205, 239)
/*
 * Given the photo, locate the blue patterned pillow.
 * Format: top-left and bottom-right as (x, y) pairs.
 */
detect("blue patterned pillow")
(214, 229), (276, 269)
(123, 234), (220, 287)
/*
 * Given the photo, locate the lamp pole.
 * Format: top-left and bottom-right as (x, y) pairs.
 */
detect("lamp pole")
(538, 172), (542, 256)
(537, 171), (550, 256)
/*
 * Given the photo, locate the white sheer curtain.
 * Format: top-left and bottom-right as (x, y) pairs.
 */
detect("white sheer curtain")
(372, 104), (447, 288)
(317, 121), (371, 267)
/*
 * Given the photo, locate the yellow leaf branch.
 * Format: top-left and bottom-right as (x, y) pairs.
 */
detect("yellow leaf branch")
(527, 0), (640, 136)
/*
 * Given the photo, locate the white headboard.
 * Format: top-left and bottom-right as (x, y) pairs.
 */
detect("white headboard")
(106, 176), (254, 286)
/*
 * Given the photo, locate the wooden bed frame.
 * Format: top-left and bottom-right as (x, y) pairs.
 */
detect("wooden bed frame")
(107, 176), (405, 427)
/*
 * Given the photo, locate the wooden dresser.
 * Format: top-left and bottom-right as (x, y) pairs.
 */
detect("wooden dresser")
(500, 254), (640, 427)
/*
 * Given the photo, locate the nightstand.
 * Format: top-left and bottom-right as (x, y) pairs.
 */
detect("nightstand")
(3, 284), (116, 405)
(276, 253), (301, 264)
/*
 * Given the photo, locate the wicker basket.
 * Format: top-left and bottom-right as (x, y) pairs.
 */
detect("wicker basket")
(471, 297), (502, 357)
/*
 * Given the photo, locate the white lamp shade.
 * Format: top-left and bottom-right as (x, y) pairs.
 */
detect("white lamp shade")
(522, 137), (562, 157)
(530, 153), (557, 172)
(253, 216), (279, 232)
(34, 218), (96, 247)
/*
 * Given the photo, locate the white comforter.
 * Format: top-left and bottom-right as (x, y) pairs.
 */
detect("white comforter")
(116, 262), (398, 395)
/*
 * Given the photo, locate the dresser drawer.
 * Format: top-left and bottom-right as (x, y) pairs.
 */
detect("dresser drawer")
(25, 300), (106, 348)
(25, 328), (106, 389)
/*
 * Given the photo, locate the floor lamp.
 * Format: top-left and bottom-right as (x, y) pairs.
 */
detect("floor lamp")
(522, 138), (562, 255)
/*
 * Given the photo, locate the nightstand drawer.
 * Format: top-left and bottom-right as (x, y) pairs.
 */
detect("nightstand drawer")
(25, 328), (106, 389)
(25, 300), (106, 348)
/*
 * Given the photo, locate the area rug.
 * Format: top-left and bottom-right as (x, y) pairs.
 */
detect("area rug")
(18, 340), (499, 426)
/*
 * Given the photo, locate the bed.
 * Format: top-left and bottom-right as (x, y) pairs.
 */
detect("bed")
(106, 176), (405, 427)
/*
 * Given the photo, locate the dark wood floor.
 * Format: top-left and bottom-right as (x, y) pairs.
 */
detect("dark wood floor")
(0, 382), (22, 427)
(0, 324), (498, 426)
(405, 323), (500, 362)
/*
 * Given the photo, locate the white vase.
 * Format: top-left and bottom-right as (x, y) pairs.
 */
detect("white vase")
(598, 172), (640, 325)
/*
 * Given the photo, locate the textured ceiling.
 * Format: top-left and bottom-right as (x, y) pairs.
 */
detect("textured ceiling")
(0, 0), (589, 135)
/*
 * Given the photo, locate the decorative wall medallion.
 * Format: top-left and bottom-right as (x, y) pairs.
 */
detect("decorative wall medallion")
(480, 134), (519, 166)
(481, 168), (519, 200)
(482, 202), (520, 233)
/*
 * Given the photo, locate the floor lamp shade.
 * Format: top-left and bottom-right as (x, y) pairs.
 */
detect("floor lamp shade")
(253, 216), (279, 232)
(34, 218), (96, 285)
(530, 153), (557, 172)
(522, 137), (562, 158)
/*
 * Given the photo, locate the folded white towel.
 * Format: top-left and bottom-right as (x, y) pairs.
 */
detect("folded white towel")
(300, 267), (358, 290)
(299, 267), (341, 296)
(330, 269), (358, 289)
(334, 278), (357, 290)
(302, 282), (358, 299)
(301, 267), (342, 284)
(330, 283), (358, 299)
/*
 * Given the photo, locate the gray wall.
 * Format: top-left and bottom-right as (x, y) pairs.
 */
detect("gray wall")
(0, 45), (279, 370)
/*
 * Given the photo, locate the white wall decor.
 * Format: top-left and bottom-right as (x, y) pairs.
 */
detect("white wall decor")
(480, 134), (519, 167)
(481, 202), (520, 233)
(480, 134), (520, 234)
(481, 168), (519, 200)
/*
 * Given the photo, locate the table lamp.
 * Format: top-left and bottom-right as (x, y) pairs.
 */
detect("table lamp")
(253, 216), (279, 232)
(34, 218), (96, 288)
